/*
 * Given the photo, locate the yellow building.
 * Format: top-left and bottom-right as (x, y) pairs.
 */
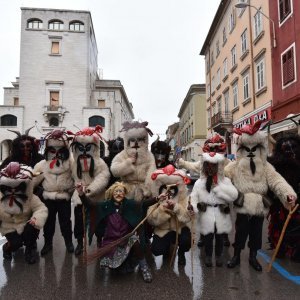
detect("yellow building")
(177, 84), (206, 161)
(200, 0), (273, 154)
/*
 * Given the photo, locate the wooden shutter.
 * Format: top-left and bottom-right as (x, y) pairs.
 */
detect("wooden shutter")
(283, 48), (294, 86)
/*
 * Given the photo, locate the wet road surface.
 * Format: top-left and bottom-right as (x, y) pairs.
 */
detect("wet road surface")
(1, 204), (300, 299)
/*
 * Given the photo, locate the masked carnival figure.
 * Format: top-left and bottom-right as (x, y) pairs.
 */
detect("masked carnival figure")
(191, 135), (238, 267)
(33, 129), (75, 256)
(225, 121), (297, 271)
(151, 136), (173, 168)
(0, 162), (48, 264)
(0, 126), (44, 169)
(110, 121), (156, 202)
(103, 137), (124, 188)
(68, 125), (110, 256)
(147, 164), (193, 265)
(268, 134), (300, 262)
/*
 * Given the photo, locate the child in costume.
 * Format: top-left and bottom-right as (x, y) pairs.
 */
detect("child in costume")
(0, 162), (48, 264)
(147, 164), (193, 265)
(76, 181), (153, 283)
(191, 135), (238, 267)
(33, 129), (74, 256)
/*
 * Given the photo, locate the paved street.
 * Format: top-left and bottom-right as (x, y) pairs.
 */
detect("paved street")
(0, 203), (300, 300)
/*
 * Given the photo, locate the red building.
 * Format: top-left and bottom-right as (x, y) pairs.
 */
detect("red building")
(269, 0), (300, 121)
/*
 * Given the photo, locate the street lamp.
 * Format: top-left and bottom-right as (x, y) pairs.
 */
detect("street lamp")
(235, 3), (276, 48)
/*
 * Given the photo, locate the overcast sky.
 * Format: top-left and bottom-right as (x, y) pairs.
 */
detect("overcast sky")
(0, 0), (220, 140)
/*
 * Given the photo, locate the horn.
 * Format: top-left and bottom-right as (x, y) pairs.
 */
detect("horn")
(24, 126), (35, 136)
(7, 129), (21, 137)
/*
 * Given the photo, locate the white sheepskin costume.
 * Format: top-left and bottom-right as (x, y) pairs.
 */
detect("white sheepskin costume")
(68, 125), (110, 205)
(191, 135), (238, 235)
(0, 162), (48, 235)
(147, 164), (192, 237)
(110, 121), (156, 201)
(225, 121), (296, 216)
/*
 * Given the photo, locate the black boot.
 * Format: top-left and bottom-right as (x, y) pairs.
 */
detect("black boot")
(2, 242), (12, 260)
(249, 249), (262, 272)
(178, 251), (186, 266)
(41, 241), (53, 256)
(223, 234), (230, 247)
(25, 247), (37, 264)
(75, 239), (83, 256)
(204, 256), (213, 267)
(65, 238), (74, 253)
(227, 248), (241, 268)
(197, 234), (204, 248)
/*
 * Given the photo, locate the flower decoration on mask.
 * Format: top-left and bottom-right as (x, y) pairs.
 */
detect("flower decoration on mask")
(233, 120), (263, 136)
(202, 134), (226, 154)
(151, 164), (191, 185)
(120, 121), (153, 137)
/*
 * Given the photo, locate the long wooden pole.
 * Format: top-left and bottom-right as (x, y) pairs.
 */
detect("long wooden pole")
(267, 204), (299, 272)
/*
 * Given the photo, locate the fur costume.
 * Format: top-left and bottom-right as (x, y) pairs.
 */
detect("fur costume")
(110, 121), (156, 201)
(147, 164), (192, 237)
(151, 136), (172, 168)
(225, 121), (296, 216)
(0, 126), (44, 169)
(268, 134), (300, 261)
(103, 137), (124, 187)
(226, 121), (296, 271)
(33, 129), (74, 201)
(0, 162), (48, 235)
(68, 125), (110, 205)
(191, 135), (238, 236)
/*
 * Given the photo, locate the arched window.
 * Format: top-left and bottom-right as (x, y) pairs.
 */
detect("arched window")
(27, 18), (43, 29)
(89, 116), (105, 127)
(69, 21), (84, 31)
(49, 117), (59, 127)
(0, 114), (17, 126)
(48, 20), (64, 30)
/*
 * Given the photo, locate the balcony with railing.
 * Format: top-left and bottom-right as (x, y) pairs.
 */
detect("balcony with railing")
(211, 112), (233, 134)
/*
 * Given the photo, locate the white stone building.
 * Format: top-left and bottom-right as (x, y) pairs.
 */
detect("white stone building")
(0, 7), (134, 160)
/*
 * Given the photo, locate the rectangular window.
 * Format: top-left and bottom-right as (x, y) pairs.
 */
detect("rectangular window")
(51, 41), (60, 54)
(254, 9), (263, 38)
(231, 45), (237, 67)
(217, 97), (222, 113)
(216, 40), (220, 56)
(98, 99), (106, 108)
(211, 76), (215, 92)
(233, 82), (238, 108)
(282, 45), (295, 86)
(229, 10), (235, 33)
(206, 56), (210, 73)
(223, 58), (228, 78)
(207, 109), (211, 127)
(13, 97), (19, 106)
(50, 91), (59, 109)
(217, 68), (221, 87)
(223, 27), (227, 44)
(243, 73), (250, 100)
(279, 0), (292, 23)
(207, 83), (211, 98)
(241, 29), (248, 54)
(224, 91), (229, 113)
(256, 58), (265, 90)
(211, 51), (214, 66)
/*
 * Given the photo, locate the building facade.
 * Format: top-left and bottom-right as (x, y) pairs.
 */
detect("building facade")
(0, 7), (134, 160)
(177, 84), (206, 161)
(200, 0), (273, 154)
(269, 0), (300, 125)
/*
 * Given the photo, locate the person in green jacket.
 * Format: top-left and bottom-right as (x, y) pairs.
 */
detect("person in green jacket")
(76, 181), (163, 283)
